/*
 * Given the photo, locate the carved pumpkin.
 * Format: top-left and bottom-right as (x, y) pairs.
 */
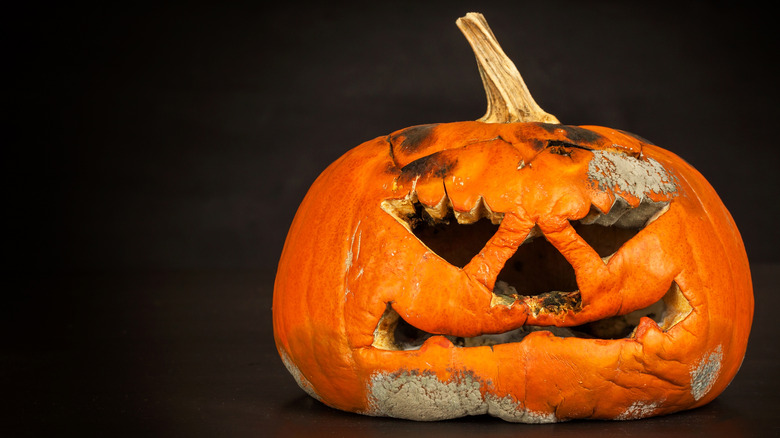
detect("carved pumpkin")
(273, 13), (753, 422)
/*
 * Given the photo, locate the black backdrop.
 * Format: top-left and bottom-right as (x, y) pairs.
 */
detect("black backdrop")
(5, 1), (779, 272)
(4, 1), (779, 436)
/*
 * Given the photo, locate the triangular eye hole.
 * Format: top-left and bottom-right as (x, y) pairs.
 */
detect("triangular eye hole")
(573, 221), (641, 258)
(574, 198), (671, 256)
(410, 201), (500, 268)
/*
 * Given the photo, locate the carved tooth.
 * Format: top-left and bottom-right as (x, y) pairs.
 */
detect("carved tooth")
(423, 195), (450, 221)
(453, 197), (506, 225)
(453, 196), (485, 224)
(590, 197), (631, 227)
(581, 197), (670, 230)
(483, 200), (504, 225)
(616, 200), (669, 229)
(579, 206), (604, 225)
(409, 187), (419, 204)
(452, 210), (473, 224)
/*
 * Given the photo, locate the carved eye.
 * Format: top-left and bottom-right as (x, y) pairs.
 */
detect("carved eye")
(409, 201), (499, 268)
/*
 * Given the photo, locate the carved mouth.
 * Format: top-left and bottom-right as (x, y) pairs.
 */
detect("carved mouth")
(374, 193), (692, 351)
(373, 281), (689, 350)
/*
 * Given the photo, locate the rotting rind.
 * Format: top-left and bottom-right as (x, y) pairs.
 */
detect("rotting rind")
(367, 370), (558, 422)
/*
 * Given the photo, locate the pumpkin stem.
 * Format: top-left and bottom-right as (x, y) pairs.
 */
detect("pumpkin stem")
(456, 12), (560, 124)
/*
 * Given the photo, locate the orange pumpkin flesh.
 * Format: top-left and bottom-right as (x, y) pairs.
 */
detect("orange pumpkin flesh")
(273, 13), (753, 422)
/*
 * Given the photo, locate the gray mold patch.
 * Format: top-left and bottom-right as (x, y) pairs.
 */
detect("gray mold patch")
(485, 394), (558, 423)
(615, 400), (662, 420)
(690, 345), (723, 401)
(367, 370), (557, 423)
(367, 370), (484, 421)
(588, 150), (678, 199)
(280, 350), (321, 401)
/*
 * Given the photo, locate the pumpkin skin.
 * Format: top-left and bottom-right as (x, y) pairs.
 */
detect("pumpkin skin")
(273, 17), (753, 423)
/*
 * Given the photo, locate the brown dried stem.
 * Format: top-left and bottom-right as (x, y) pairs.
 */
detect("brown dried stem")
(456, 12), (560, 124)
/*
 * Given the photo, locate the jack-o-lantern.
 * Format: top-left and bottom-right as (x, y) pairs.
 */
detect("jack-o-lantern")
(273, 13), (753, 422)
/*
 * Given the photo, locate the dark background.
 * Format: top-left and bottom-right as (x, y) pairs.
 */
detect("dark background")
(3, 1), (778, 436)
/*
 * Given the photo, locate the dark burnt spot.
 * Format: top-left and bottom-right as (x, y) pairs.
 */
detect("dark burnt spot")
(399, 153), (457, 181)
(536, 123), (604, 146)
(536, 123), (560, 134)
(384, 160), (401, 175)
(529, 138), (546, 151)
(617, 129), (655, 145)
(560, 126), (604, 145)
(390, 124), (439, 153)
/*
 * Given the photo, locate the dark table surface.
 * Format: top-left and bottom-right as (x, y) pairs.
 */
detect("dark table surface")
(3, 263), (777, 437)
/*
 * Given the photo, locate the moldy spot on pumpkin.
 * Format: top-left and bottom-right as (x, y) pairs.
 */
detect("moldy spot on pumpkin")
(280, 350), (321, 401)
(367, 369), (558, 423)
(367, 369), (486, 421)
(588, 150), (678, 200)
(615, 400), (663, 420)
(690, 345), (723, 401)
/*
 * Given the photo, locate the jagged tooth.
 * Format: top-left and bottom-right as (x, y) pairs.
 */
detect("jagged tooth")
(579, 205), (603, 225)
(409, 186), (419, 204)
(582, 196), (671, 229)
(483, 200), (504, 225)
(453, 196), (484, 224)
(591, 197), (631, 227)
(615, 199), (668, 229)
(423, 195), (450, 221)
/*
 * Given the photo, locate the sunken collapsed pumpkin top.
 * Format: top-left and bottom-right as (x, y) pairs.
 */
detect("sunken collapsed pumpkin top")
(272, 12), (753, 423)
